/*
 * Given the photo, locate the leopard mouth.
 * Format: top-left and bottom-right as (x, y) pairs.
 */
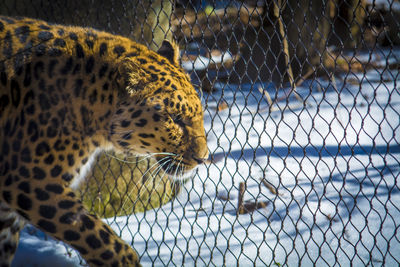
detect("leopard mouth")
(155, 156), (197, 178)
(161, 162), (182, 175)
(155, 153), (208, 177)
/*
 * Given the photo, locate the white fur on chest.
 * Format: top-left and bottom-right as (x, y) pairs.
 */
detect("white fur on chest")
(69, 147), (102, 190)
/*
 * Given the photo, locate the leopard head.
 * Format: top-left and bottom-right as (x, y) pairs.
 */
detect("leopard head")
(110, 41), (208, 177)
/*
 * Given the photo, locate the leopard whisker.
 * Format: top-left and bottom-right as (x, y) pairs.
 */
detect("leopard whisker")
(162, 158), (183, 201)
(123, 153), (171, 163)
(172, 161), (185, 195)
(165, 178), (175, 202)
(159, 167), (173, 205)
(138, 157), (169, 185)
(135, 158), (173, 208)
(124, 152), (178, 159)
(120, 157), (171, 211)
(144, 161), (171, 206)
(103, 151), (177, 164)
(171, 158), (182, 180)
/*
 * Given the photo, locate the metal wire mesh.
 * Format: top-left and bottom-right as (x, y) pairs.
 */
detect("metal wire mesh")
(2, 0), (399, 266)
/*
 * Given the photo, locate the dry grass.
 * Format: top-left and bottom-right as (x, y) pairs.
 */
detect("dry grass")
(78, 152), (177, 218)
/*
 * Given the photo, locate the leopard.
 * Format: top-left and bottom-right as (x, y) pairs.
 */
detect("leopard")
(0, 16), (208, 266)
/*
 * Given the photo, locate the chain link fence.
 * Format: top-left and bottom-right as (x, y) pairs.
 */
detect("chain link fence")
(2, 0), (400, 266)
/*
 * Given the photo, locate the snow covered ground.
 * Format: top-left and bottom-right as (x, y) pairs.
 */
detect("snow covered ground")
(12, 52), (400, 266)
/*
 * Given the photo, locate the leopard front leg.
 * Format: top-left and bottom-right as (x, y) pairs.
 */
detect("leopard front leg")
(0, 175), (141, 267)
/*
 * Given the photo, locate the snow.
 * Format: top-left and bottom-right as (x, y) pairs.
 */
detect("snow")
(181, 51), (234, 71)
(12, 58), (400, 266)
(12, 225), (81, 266)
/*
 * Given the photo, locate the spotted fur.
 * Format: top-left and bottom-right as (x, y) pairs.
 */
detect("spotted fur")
(0, 16), (208, 266)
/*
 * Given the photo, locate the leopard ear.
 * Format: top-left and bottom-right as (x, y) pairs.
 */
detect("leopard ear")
(157, 40), (180, 66)
(115, 59), (144, 94)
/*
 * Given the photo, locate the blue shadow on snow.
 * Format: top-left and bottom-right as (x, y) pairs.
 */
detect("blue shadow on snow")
(213, 144), (400, 160)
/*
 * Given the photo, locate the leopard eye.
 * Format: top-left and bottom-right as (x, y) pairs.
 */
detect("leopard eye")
(172, 115), (186, 129)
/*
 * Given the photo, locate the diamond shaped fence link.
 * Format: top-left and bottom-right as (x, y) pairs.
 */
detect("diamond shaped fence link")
(1, 0), (399, 266)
